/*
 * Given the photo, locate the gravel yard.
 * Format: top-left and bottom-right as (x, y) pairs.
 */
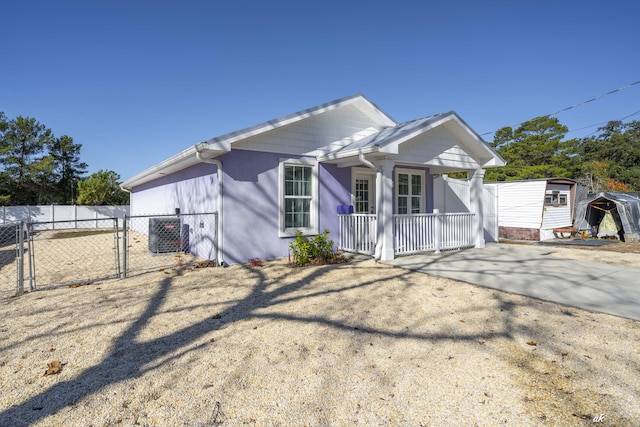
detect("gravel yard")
(0, 243), (638, 426)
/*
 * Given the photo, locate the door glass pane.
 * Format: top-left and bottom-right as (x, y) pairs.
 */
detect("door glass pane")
(355, 178), (369, 213)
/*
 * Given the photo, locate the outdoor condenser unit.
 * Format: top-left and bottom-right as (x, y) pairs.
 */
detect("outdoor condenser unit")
(148, 217), (183, 254)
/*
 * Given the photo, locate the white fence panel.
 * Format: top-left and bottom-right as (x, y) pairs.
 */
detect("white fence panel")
(2, 205), (130, 228)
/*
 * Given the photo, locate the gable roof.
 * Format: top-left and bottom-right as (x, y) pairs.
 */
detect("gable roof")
(201, 93), (395, 154)
(122, 94), (394, 188)
(122, 95), (505, 189)
(318, 111), (505, 169)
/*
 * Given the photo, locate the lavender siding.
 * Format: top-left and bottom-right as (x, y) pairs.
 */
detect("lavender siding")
(131, 163), (218, 214)
(130, 150), (351, 265)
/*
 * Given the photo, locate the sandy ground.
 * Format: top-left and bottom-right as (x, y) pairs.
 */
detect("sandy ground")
(541, 241), (640, 268)
(0, 241), (638, 426)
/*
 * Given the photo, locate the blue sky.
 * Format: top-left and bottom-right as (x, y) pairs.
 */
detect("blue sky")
(2, 0), (639, 181)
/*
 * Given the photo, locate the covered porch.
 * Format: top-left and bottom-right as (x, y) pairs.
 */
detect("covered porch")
(319, 111), (505, 260)
(338, 211), (476, 257)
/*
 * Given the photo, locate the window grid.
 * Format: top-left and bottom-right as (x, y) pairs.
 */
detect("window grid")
(397, 172), (422, 214)
(284, 165), (312, 228)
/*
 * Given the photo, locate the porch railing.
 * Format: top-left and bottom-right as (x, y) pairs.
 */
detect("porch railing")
(394, 212), (475, 256)
(338, 214), (377, 255)
(338, 212), (476, 257)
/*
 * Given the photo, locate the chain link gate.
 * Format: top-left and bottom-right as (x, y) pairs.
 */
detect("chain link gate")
(0, 222), (25, 299)
(123, 213), (217, 278)
(26, 218), (121, 289)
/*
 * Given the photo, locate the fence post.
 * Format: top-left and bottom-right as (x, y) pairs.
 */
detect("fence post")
(114, 218), (121, 277)
(27, 222), (35, 291)
(122, 216), (128, 278)
(16, 221), (24, 296)
(434, 209), (441, 254)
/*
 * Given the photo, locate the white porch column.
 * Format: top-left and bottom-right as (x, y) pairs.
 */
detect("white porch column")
(469, 168), (486, 248)
(375, 159), (395, 261)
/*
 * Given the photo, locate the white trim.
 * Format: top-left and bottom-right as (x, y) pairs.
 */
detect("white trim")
(278, 158), (319, 237)
(395, 168), (426, 214)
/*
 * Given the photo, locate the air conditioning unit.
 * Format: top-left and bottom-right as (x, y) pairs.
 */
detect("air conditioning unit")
(148, 217), (184, 254)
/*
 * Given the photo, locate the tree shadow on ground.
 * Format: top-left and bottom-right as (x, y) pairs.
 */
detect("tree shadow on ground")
(0, 255), (637, 425)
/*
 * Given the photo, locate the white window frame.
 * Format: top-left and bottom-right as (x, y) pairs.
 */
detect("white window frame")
(545, 190), (568, 206)
(279, 158), (319, 237)
(395, 168), (425, 214)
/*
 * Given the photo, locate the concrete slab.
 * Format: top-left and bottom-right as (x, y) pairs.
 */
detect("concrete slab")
(386, 243), (640, 321)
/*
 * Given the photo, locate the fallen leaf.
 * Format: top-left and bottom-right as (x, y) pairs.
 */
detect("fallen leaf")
(44, 360), (63, 376)
(49, 348), (56, 352)
(193, 260), (216, 268)
(69, 281), (93, 288)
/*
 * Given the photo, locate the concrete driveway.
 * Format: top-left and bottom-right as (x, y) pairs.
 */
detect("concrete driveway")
(387, 243), (640, 321)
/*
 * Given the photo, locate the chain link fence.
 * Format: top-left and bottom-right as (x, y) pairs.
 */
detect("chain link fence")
(1, 212), (218, 296)
(26, 218), (121, 290)
(0, 222), (23, 299)
(123, 213), (217, 278)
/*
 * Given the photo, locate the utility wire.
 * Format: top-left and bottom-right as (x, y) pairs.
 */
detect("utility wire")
(570, 110), (640, 137)
(481, 79), (640, 136)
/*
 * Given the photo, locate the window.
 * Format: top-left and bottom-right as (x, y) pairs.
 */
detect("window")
(279, 159), (318, 236)
(545, 191), (568, 206)
(396, 169), (424, 214)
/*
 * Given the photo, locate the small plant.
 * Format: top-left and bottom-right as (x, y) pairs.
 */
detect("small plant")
(289, 229), (336, 266)
(248, 257), (264, 267)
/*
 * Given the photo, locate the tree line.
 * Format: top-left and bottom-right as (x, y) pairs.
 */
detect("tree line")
(2, 111), (639, 206)
(485, 116), (640, 192)
(0, 112), (128, 206)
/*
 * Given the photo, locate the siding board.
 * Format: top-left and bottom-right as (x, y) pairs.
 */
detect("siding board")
(495, 181), (546, 229)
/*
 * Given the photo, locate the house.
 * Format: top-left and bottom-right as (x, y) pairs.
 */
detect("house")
(486, 178), (578, 241)
(121, 94), (505, 265)
(574, 192), (640, 242)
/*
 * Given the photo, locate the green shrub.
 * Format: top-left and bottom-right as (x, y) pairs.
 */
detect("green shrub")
(289, 229), (335, 266)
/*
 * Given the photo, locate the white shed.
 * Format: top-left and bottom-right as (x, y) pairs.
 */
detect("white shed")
(486, 178), (577, 241)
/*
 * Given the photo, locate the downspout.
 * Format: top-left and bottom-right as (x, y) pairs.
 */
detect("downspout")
(196, 151), (225, 267)
(359, 153), (383, 260)
(119, 186), (132, 213)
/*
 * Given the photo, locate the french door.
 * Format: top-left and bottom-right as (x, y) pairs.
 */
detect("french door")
(354, 173), (375, 214)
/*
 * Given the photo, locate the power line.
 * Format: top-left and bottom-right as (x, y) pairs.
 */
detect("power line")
(481, 79), (640, 136)
(570, 110), (640, 137)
